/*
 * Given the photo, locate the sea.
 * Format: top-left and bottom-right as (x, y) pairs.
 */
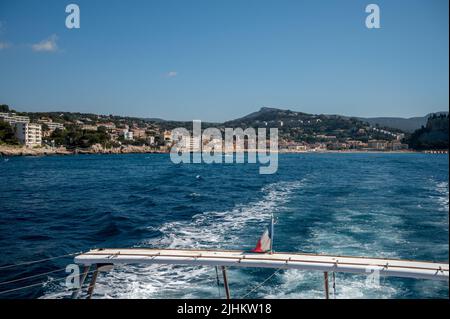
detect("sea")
(0, 153), (448, 299)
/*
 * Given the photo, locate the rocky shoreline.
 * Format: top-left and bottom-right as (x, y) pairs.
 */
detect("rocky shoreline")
(1, 144), (441, 157)
(0, 144), (167, 156)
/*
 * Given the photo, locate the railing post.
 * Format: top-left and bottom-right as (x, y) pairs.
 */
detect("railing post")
(71, 265), (90, 299)
(87, 265), (99, 299)
(221, 266), (231, 300)
(324, 272), (329, 299)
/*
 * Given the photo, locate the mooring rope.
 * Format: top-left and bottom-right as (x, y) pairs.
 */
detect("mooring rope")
(0, 268), (98, 296)
(241, 268), (282, 299)
(0, 267), (68, 286)
(0, 251), (83, 270)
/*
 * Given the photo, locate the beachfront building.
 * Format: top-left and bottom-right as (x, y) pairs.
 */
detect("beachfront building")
(0, 113), (42, 146)
(12, 122), (42, 147)
(327, 142), (350, 150)
(287, 144), (307, 152)
(346, 140), (365, 149)
(368, 140), (388, 150)
(388, 141), (409, 151)
(190, 136), (202, 152)
(310, 143), (327, 152)
(207, 137), (223, 151)
(163, 130), (172, 142)
(281, 141), (307, 152)
(147, 136), (155, 145)
(131, 128), (146, 139)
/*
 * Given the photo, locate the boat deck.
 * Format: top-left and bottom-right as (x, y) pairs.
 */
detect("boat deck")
(75, 248), (449, 281)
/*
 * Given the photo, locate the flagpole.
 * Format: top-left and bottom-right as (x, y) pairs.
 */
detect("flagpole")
(270, 213), (274, 254)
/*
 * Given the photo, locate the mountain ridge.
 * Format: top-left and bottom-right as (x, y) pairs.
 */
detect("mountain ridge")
(357, 112), (448, 133)
(5, 103), (448, 133)
(226, 107), (448, 132)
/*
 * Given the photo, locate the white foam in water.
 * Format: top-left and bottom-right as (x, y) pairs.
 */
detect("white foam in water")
(43, 180), (304, 299)
(304, 206), (406, 258)
(434, 181), (449, 212)
(41, 177), (447, 299)
(263, 270), (400, 299)
(148, 180), (304, 250)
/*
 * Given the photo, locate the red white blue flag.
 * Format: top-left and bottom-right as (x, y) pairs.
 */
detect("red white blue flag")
(251, 215), (274, 253)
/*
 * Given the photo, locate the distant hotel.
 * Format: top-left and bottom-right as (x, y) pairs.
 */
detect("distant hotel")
(0, 112), (30, 125)
(38, 119), (64, 131)
(0, 112), (42, 147)
(12, 122), (42, 147)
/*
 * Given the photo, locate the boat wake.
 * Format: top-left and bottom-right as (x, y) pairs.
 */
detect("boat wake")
(41, 176), (449, 299)
(43, 180), (305, 299)
(434, 181), (449, 212)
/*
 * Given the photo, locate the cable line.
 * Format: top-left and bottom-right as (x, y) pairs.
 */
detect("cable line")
(0, 268), (97, 296)
(0, 267), (68, 286)
(241, 268), (282, 299)
(0, 251), (83, 270)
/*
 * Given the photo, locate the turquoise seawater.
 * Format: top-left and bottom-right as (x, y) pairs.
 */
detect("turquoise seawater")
(0, 153), (448, 298)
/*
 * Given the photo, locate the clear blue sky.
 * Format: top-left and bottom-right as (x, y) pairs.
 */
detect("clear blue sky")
(0, 0), (448, 122)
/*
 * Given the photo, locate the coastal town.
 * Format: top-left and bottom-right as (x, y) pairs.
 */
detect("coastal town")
(0, 104), (448, 156)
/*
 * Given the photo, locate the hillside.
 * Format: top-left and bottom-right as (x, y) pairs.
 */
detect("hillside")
(3, 103), (447, 150)
(408, 114), (449, 150)
(224, 107), (401, 143)
(359, 112), (449, 133)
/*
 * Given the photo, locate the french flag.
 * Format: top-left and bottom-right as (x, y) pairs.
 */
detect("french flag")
(251, 215), (274, 253)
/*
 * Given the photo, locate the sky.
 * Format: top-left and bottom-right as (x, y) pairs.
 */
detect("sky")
(0, 0), (448, 122)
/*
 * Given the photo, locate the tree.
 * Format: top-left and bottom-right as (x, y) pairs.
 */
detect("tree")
(0, 104), (10, 113)
(48, 126), (110, 149)
(408, 114), (449, 150)
(42, 123), (50, 132)
(0, 120), (19, 145)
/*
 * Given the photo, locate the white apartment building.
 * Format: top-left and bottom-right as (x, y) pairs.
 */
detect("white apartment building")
(0, 112), (30, 125)
(368, 140), (388, 150)
(123, 130), (134, 141)
(38, 119), (64, 131)
(81, 124), (98, 131)
(163, 130), (173, 142)
(13, 122), (42, 147)
(189, 136), (202, 152)
(47, 122), (64, 131)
